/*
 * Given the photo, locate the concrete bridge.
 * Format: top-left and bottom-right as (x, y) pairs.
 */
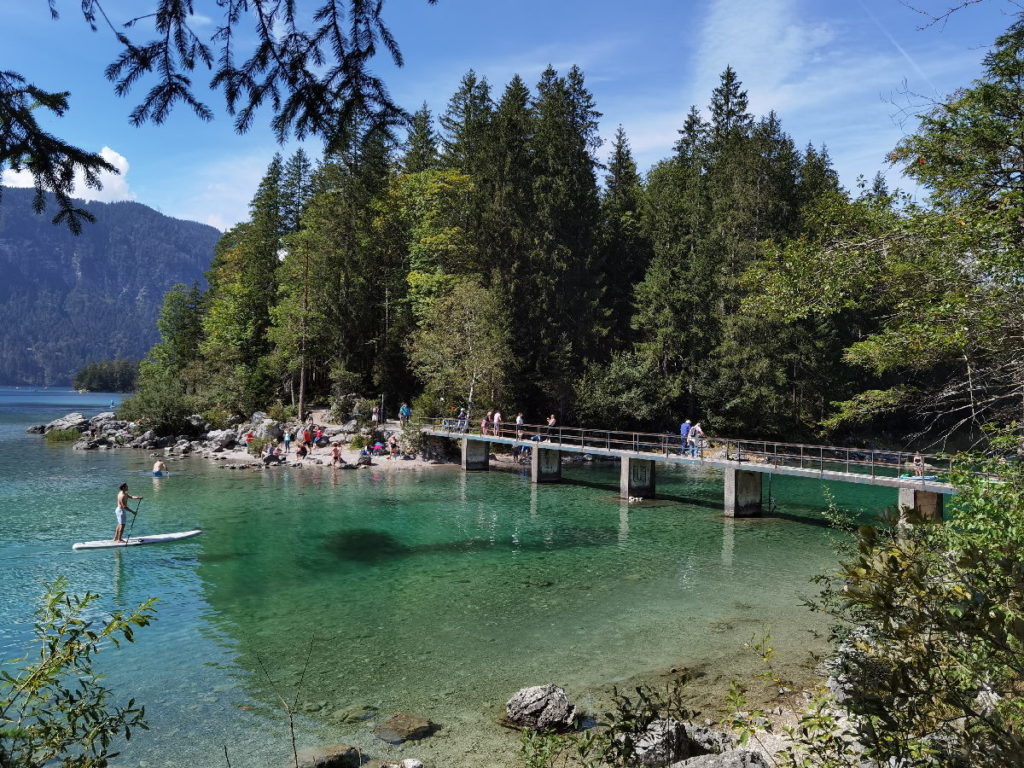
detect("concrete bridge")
(419, 418), (952, 522)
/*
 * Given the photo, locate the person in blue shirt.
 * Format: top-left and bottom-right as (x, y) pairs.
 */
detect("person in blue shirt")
(399, 402), (412, 425)
(679, 419), (691, 456)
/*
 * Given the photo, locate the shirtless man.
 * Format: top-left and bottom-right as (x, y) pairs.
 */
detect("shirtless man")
(153, 460), (167, 476)
(114, 483), (142, 543)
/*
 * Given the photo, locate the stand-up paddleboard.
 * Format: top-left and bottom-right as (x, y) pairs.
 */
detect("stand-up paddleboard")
(72, 529), (202, 551)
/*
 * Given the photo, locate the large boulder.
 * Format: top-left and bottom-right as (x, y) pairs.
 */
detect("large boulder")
(206, 429), (237, 448)
(682, 723), (734, 755)
(290, 743), (360, 768)
(45, 413), (88, 432)
(632, 719), (692, 767)
(256, 418), (283, 440)
(505, 684), (577, 731)
(373, 711), (435, 744)
(670, 750), (770, 768)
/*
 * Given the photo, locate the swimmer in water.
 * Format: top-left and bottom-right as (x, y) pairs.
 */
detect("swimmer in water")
(153, 459), (167, 476)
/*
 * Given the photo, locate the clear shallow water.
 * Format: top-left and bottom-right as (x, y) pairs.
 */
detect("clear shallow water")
(0, 388), (899, 767)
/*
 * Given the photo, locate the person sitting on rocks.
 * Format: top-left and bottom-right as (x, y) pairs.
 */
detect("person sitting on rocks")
(296, 444), (308, 462)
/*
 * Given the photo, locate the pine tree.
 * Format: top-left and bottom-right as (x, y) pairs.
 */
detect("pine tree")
(522, 66), (602, 409)
(597, 125), (650, 349)
(439, 70), (493, 175)
(199, 154), (286, 413)
(402, 103), (439, 173)
(482, 74), (535, 304)
(281, 148), (314, 235)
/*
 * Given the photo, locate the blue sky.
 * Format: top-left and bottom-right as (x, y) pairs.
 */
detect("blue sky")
(1, 0), (1016, 230)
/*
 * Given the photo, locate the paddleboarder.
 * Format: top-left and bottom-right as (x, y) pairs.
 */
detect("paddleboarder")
(114, 483), (142, 543)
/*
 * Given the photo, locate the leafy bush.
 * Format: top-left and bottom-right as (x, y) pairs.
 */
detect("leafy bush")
(248, 436), (272, 456)
(118, 362), (197, 436)
(267, 401), (295, 422)
(44, 428), (81, 443)
(0, 578), (157, 766)
(723, 441), (1024, 767)
(199, 406), (233, 431)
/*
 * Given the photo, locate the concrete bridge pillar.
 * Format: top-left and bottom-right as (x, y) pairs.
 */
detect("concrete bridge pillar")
(898, 487), (944, 522)
(531, 446), (562, 483)
(461, 438), (489, 471)
(620, 457), (656, 499)
(724, 468), (762, 517)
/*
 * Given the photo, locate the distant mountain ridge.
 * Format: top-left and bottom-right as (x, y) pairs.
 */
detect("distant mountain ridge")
(0, 188), (219, 385)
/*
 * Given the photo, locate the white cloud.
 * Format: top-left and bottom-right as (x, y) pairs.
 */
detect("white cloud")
(1, 146), (135, 202)
(693, 0), (835, 110)
(166, 151), (272, 231)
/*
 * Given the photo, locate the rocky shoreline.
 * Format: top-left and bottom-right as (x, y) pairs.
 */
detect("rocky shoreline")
(29, 409), (451, 474)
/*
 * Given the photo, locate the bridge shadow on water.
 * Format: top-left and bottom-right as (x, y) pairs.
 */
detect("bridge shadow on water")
(554, 477), (842, 530)
(558, 476), (712, 509)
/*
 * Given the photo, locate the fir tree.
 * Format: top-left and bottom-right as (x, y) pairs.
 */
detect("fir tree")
(402, 103), (439, 174)
(439, 70), (494, 175)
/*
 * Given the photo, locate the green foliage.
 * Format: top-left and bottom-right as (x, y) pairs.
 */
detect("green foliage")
(742, 19), (1024, 440)
(0, 577), (157, 767)
(573, 352), (663, 429)
(118, 362), (197, 436)
(248, 436), (272, 457)
(267, 401), (295, 423)
(71, 359), (138, 393)
(0, 72), (115, 233)
(797, 448), (1024, 765)
(43, 428), (81, 443)
(409, 279), (511, 413)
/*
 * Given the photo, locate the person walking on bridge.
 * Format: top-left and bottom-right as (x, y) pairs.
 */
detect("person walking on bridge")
(493, 409), (503, 437)
(679, 419), (692, 456)
(688, 423), (705, 458)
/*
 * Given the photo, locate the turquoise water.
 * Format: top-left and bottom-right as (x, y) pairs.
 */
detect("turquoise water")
(0, 388), (899, 767)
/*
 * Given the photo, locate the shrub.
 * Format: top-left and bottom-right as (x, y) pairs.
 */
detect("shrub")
(248, 436), (272, 456)
(267, 401), (295, 422)
(726, 441), (1024, 767)
(0, 578), (157, 766)
(44, 428), (81, 442)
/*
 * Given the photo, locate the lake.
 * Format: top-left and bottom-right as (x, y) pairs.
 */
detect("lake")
(0, 387), (897, 767)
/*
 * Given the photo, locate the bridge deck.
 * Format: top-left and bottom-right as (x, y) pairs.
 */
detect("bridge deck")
(420, 423), (954, 494)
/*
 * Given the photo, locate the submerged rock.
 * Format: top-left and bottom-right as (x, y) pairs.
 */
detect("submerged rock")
(373, 711), (435, 744)
(290, 743), (360, 768)
(505, 684), (577, 731)
(331, 703), (378, 723)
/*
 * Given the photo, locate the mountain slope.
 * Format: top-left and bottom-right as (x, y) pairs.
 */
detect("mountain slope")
(0, 188), (219, 385)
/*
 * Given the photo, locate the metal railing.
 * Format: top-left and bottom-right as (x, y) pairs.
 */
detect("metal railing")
(418, 417), (952, 482)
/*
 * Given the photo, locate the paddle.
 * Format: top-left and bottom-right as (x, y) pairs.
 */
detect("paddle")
(124, 498), (142, 545)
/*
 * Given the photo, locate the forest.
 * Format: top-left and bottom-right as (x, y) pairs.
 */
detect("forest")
(123, 17), (1024, 448)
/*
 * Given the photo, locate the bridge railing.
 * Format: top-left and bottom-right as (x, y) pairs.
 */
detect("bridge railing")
(417, 417), (952, 481)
